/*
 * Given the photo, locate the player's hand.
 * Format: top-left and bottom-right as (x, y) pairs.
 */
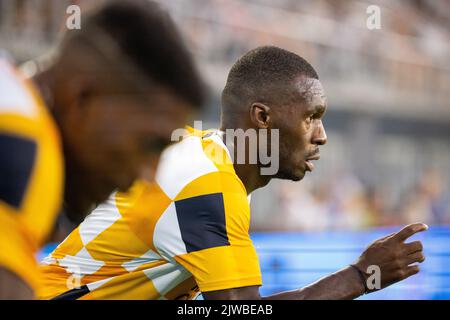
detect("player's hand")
(352, 222), (427, 292)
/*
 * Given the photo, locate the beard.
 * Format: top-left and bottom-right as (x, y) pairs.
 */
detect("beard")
(273, 165), (305, 182)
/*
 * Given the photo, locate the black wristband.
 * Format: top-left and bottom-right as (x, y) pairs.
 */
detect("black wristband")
(349, 264), (369, 294)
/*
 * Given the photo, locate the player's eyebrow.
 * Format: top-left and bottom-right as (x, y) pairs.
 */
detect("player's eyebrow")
(306, 104), (326, 116)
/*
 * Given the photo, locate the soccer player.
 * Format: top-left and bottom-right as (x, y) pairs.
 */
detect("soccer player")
(39, 46), (426, 300)
(0, 0), (204, 299)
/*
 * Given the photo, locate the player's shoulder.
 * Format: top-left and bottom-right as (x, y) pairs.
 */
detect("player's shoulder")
(155, 129), (239, 200)
(0, 57), (60, 151)
(0, 58), (62, 217)
(0, 59), (39, 118)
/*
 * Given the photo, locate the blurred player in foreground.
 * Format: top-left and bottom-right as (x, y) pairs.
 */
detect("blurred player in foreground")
(0, 0), (204, 299)
(40, 46), (426, 300)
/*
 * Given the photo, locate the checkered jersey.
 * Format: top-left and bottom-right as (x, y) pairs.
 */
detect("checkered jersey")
(39, 130), (262, 300)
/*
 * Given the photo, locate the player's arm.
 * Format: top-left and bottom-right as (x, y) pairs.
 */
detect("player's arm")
(203, 265), (364, 300)
(203, 223), (427, 300)
(0, 268), (33, 300)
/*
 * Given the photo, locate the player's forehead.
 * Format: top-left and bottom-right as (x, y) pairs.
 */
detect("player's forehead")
(295, 77), (325, 99)
(294, 77), (327, 112)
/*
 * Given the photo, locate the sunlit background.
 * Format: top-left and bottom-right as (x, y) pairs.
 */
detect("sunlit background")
(2, 0), (450, 299)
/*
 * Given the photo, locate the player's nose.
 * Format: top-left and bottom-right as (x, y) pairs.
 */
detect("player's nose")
(312, 121), (327, 146)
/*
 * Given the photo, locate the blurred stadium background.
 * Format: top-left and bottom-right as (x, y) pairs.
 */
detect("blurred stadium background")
(2, 0), (450, 299)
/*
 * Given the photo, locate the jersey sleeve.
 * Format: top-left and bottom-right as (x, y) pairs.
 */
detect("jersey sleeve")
(154, 171), (262, 293)
(0, 132), (40, 290)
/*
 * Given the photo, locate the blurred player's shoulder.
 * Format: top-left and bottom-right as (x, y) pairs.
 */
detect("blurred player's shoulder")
(0, 58), (38, 117)
(0, 56), (58, 132)
(0, 55), (63, 293)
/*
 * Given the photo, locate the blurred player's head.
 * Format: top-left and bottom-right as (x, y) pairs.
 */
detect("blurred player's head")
(221, 46), (327, 182)
(36, 0), (205, 219)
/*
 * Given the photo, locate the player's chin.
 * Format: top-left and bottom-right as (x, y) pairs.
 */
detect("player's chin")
(291, 171), (305, 182)
(275, 168), (305, 182)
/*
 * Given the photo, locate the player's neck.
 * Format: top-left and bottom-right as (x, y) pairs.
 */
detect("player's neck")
(233, 162), (271, 194)
(219, 125), (272, 194)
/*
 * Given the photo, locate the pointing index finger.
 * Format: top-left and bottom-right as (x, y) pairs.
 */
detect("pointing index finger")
(392, 223), (428, 242)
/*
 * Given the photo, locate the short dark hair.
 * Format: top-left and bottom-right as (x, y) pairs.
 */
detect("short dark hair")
(222, 46), (318, 112)
(83, 0), (205, 108)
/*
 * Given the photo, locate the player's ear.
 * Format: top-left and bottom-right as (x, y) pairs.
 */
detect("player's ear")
(74, 77), (96, 111)
(58, 73), (94, 115)
(54, 74), (96, 134)
(249, 102), (270, 129)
